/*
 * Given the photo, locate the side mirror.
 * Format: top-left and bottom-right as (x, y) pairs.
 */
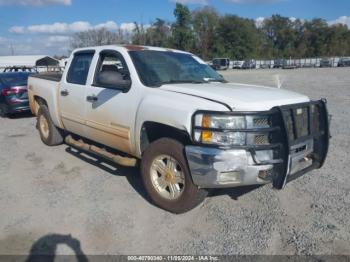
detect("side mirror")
(96, 71), (131, 92)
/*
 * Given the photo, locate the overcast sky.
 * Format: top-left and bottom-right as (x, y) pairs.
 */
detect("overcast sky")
(0, 0), (350, 56)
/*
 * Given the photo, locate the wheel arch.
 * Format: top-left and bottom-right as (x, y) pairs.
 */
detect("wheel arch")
(139, 121), (193, 156)
(30, 95), (48, 116)
(32, 95), (63, 129)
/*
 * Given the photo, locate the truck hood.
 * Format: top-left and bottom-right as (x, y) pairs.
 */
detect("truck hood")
(160, 82), (310, 111)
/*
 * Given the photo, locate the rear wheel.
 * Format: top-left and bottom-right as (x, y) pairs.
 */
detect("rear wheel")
(37, 105), (64, 146)
(141, 138), (208, 213)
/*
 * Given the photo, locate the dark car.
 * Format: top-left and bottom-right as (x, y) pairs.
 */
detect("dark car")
(338, 57), (350, 67)
(211, 58), (230, 70)
(242, 59), (256, 69)
(0, 72), (34, 117)
(320, 58), (332, 68)
(273, 59), (286, 68)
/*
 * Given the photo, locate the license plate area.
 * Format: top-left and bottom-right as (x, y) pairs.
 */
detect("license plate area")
(288, 139), (314, 176)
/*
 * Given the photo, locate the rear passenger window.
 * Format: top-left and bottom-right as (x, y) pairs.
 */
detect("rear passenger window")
(67, 52), (94, 85)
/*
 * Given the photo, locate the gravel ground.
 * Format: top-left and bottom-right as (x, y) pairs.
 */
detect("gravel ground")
(0, 68), (349, 256)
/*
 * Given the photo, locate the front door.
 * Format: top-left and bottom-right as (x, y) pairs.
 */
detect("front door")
(84, 50), (137, 155)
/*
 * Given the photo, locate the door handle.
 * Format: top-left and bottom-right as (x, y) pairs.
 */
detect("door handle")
(60, 89), (69, 96)
(86, 95), (98, 103)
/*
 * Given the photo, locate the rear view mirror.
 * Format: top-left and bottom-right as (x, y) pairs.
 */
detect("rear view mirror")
(96, 71), (131, 92)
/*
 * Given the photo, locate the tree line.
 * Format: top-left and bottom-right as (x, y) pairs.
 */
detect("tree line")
(71, 3), (350, 60)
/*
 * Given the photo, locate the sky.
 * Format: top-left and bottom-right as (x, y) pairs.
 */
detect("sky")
(0, 0), (350, 56)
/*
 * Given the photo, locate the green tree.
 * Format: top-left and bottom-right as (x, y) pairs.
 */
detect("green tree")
(171, 3), (194, 51)
(145, 19), (171, 47)
(300, 18), (329, 57)
(192, 6), (219, 60)
(260, 15), (299, 57)
(215, 15), (260, 59)
(132, 22), (147, 45)
(326, 24), (350, 56)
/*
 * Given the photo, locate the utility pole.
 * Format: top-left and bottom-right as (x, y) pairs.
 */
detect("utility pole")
(10, 42), (14, 55)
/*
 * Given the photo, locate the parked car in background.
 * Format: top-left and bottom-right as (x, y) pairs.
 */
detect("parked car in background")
(242, 59), (256, 69)
(0, 72), (34, 117)
(3, 66), (37, 73)
(259, 61), (272, 69)
(319, 58), (332, 68)
(212, 58), (230, 70)
(302, 62), (316, 68)
(232, 60), (244, 69)
(338, 57), (350, 67)
(283, 60), (298, 69)
(273, 59), (286, 68)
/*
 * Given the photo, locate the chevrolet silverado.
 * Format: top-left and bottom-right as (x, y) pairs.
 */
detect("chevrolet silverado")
(28, 45), (330, 213)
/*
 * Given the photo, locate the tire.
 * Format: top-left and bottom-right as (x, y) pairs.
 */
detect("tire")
(37, 105), (64, 146)
(141, 138), (208, 214)
(0, 104), (8, 118)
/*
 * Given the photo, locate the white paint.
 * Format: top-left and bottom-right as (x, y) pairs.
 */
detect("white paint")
(29, 45), (311, 158)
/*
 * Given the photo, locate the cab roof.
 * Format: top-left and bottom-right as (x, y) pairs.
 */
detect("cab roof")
(73, 45), (191, 55)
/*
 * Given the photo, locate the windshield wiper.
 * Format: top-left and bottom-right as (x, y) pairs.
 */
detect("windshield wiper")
(156, 80), (206, 87)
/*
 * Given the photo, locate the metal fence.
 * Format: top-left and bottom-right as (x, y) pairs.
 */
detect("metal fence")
(227, 57), (349, 69)
(254, 57), (341, 69)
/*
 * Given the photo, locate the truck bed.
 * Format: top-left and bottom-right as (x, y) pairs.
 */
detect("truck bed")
(31, 72), (63, 82)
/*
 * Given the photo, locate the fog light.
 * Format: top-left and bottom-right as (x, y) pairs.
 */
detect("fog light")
(219, 171), (241, 183)
(258, 170), (273, 181)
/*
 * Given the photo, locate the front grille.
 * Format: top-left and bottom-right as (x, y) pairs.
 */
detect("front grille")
(283, 107), (310, 141)
(294, 107), (309, 137)
(255, 134), (270, 145)
(283, 110), (295, 140)
(312, 104), (320, 132)
(253, 118), (270, 128)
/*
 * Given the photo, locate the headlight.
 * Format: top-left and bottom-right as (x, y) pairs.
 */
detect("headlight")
(194, 114), (247, 146)
(193, 113), (271, 146)
(195, 114), (246, 129)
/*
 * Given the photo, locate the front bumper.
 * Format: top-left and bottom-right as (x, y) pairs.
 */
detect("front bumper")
(186, 100), (330, 189)
(185, 146), (274, 188)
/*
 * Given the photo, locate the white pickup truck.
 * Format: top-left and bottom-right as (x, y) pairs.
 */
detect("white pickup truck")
(28, 45), (330, 213)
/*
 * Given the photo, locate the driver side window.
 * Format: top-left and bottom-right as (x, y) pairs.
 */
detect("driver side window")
(94, 51), (130, 89)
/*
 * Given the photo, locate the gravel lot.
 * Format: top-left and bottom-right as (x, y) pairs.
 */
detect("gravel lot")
(0, 68), (349, 256)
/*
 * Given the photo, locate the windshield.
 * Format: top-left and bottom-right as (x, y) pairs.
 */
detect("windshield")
(0, 73), (31, 88)
(129, 50), (225, 87)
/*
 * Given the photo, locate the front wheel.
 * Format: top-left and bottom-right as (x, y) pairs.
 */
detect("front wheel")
(141, 138), (208, 214)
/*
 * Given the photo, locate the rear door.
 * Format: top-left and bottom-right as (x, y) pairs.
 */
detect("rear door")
(59, 51), (94, 136)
